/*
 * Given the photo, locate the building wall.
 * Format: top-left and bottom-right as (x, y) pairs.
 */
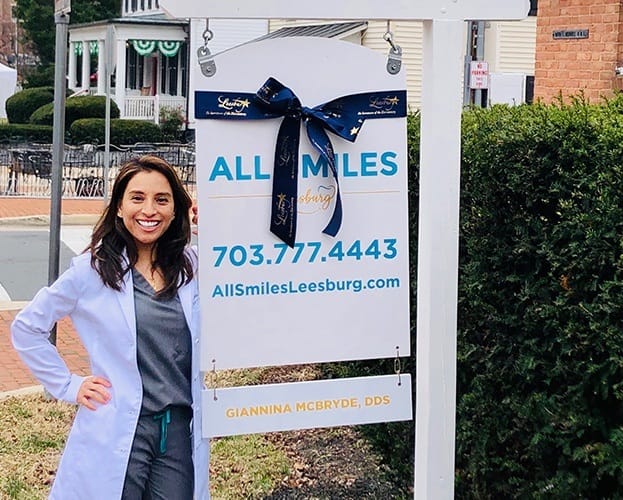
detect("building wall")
(270, 18), (536, 110)
(534, 0), (623, 103)
(485, 17), (537, 74)
(0, 0), (15, 66)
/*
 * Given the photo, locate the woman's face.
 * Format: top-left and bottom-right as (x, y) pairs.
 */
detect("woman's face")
(117, 170), (175, 254)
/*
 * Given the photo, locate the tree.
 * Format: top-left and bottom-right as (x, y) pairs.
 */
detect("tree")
(14, 0), (120, 66)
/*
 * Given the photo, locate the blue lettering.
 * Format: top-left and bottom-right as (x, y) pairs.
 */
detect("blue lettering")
(380, 151), (398, 175)
(209, 157), (234, 181)
(342, 153), (357, 177)
(302, 154), (329, 178)
(361, 152), (378, 177)
(212, 285), (223, 298)
(235, 156), (252, 181)
(255, 155), (270, 180)
(299, 151), (398, 178)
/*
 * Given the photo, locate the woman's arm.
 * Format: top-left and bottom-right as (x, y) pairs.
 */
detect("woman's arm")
(11, 259), (89, 403)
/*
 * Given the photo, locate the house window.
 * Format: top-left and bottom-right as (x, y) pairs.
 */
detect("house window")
(525, 76), (535, 104)
(126, 46), (145, 90)
(529, 0), (537, 16)
(158, 43), (187, 96)
(160, 51), (179, 95)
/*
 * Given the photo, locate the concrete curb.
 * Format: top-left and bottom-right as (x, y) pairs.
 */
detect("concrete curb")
(0, 214), (100, 227)
(0, 385), (44, 401)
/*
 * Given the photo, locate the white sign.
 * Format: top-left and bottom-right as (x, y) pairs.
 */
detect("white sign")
(202, 374), (412, 437)
(160, 0), (530, 21)
(469, 61), (489, 89)
(195, 37), (410, 370)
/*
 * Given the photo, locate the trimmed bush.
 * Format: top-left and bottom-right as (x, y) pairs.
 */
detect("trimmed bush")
(0, 123), (53, 143)
(29, 95), (120, 127)
(21, 65), (55, 88)
(68, 118), (163, 145)
(327, 97), (623, 498)
(5, 87), (54, 124)
(455, 96), (623, 498)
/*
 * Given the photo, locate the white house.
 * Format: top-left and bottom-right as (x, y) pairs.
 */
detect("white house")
(67, 3), (537, 122)
(67, 2), (267, 122)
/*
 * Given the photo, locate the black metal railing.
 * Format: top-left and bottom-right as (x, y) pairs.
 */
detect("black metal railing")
(0, 142), (196, 199)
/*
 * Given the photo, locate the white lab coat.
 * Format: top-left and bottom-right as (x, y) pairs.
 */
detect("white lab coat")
(11, 250), (210, 499)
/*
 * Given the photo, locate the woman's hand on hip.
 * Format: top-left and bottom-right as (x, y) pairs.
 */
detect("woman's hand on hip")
(77, 376), (111, 410)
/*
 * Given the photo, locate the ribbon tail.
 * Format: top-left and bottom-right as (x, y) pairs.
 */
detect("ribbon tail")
(270, 115), (300, 247)
(322, 191), (342, 237)
(306, 120), (343, 238)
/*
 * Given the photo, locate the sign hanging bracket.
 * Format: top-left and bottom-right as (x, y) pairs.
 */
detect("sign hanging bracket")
(384, 22), (402, 75)
(197, 19), (217, 77)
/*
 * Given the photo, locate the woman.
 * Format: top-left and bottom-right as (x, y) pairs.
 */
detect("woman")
(11, 156), (209, 499)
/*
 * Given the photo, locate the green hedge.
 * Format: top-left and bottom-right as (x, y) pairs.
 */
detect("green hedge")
(455, 96), (623, 498)
(330, 96), (623, 498)
(68, 118), (163, 145)
(29, 95), (120, 127)
(0, 124), (53, 143)
(5, 87), (54, 124)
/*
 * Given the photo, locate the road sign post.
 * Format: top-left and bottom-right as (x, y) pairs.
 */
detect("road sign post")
(48, 5), (70, 347)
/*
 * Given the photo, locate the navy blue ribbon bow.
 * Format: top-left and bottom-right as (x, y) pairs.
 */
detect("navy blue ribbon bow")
(195, 77), (407, 247)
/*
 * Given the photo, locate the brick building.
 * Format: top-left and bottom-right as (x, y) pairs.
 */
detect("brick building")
(0, 0), (16, 67)
(535, 0), (623, 103)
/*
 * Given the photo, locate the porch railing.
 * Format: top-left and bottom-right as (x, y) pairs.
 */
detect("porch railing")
(123, 95), (186, 122)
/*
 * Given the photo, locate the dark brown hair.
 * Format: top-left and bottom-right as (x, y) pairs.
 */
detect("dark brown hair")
(87, 155), (194, 298)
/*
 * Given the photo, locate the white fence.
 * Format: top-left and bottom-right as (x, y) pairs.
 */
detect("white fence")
(123, 95), (186, 122)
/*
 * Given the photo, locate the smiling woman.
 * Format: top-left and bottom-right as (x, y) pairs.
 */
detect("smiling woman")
(10, 155), (210, 499)
(116, 169), (176, 290)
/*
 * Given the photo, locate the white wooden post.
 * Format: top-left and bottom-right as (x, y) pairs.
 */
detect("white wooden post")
(115, 37), (127, 117)
(416, 19), (465, 499)
(80, 41), (90, 92)
(158, 2), (529, 499)
(97, 40), (106, 95)
(67, 42), (77, 89)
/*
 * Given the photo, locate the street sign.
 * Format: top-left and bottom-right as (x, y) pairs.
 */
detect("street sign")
(469, 61), (489, 89)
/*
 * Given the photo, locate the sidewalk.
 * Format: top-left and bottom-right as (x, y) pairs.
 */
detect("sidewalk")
(0, 198), (103, 396)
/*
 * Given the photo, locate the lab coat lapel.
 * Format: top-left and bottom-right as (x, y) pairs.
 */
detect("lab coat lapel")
(116, 258), (137, 336)
(178, 280), (193, 331)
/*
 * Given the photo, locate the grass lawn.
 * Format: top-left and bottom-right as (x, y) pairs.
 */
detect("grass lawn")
(0, 366), (402, 499)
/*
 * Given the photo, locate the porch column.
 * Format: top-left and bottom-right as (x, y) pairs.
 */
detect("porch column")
(68, 42), (78, 90)
(115, 37), (127, 117)
(81, 41), (90, 92)
(97, 40), (106, 95)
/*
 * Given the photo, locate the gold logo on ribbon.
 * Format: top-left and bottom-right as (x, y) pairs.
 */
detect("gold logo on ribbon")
(217, 96), (251, 114)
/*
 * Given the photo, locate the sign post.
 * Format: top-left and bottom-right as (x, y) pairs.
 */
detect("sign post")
(48, 0), (70, 347)
(158, 2), (530, 498)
